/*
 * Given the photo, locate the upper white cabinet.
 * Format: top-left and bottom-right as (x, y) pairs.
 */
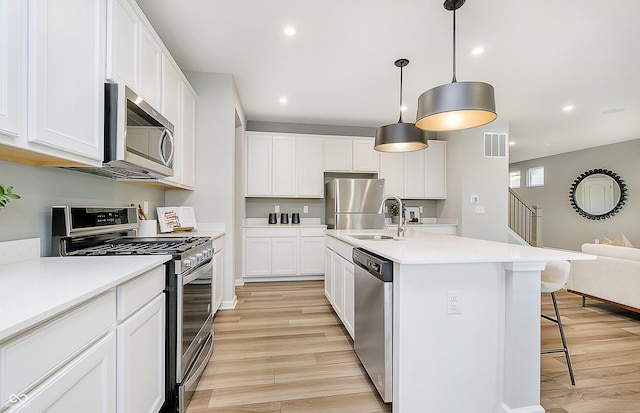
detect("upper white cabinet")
(324, 137), (379, 173)
(245, 133), (324, 198)
(106, 0), (139, 89)
(379, 140), (447, 199)
(139, 25), (162, 109)
(0, 0), (22, 139)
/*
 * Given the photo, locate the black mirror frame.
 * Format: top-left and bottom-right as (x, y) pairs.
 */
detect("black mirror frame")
(569, 168), (627, 220)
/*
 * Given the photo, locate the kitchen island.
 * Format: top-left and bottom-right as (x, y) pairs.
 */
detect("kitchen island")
(325, 229), (594, 413)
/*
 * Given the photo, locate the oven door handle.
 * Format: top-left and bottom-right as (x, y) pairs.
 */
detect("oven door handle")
(182, 260), (213, 285)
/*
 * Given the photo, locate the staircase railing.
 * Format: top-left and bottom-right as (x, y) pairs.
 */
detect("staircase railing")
(508, 188), (543, 247)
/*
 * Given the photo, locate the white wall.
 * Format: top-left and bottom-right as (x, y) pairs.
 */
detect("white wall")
(438, 120), (510, 242)
(164, 71), (246, 308)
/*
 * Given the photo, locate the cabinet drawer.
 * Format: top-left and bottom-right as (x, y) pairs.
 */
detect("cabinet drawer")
(116, 266), (165, 321)
(300, 227), (326, 237)
(0, 291), (116, 403)
(245, 227), (298, 238)
(333, 238), (354, 263)
(212, 235), (225, 252)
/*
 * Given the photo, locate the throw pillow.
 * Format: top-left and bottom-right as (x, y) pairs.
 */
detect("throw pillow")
(602, 233), (634, 248)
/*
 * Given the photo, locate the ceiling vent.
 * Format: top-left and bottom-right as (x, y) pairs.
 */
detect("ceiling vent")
(484, 132), (507, 158)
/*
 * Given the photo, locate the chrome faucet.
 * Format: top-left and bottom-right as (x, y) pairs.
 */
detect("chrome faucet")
(379, 195), (405, 238)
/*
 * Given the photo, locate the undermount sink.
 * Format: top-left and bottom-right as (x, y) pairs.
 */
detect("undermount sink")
(350, 234), (395, 241)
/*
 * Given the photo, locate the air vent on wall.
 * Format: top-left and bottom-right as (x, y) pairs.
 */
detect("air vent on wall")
(484, 133), (507, 158)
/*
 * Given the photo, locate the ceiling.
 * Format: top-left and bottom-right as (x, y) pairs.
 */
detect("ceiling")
(136, 0), (640, 162)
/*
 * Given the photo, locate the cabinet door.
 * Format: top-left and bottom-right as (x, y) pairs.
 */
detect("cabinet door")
(271, 237), (297, 275)
(342, 260), (355, 339)
(297, 136), (324, 197)
(379, 152), (404, 198)
(331, 254), (344, 319)
(272, 135), (296, 196)
(404, 150), (426, 198)
(213, 250), (224, 313)
(245, 134), (273, 196)
(244, 238), (271, 277)
(28, 0), (106, 164)
(324, 248), (333, 301)
(323, 137), (352, 171)
(8, 334), (116, 413)
(425, 140), (446, 199)
(106, 0), (139, 89)
(116, 294), (165, 413)
(180, 86), (196, 188)
(0, 0), (21, 138)
(161, 56), (183, 184)
(352, 138), (379, 172)
(299, 237), (325, 275)
(139, 24), (162, 109)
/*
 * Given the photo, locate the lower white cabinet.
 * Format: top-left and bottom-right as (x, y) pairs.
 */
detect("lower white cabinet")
(5, 333), (116, 413)
(243, 226), (326, 280)
(116, 294), (165, 413)
(211, 235), (225, 315)
(324, 237), (355, 339)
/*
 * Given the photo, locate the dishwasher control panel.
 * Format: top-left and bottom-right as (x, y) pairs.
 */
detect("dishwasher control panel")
(353, 248), (393, 282)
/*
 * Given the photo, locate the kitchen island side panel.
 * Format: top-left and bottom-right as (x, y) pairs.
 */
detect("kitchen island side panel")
(393, 262), (505, 412)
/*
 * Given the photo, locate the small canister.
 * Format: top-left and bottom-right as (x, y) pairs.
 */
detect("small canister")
(268, 213), (277, 224)
(291, 213), (300, 224)
(280, 213), (289, 224)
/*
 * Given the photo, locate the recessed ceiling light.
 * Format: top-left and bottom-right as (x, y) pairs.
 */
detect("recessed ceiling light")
(283, 26), (296, 36)
(279, 97), (288, 104)
(545, 143), (552, 147)
(509, 141), (515, 146)
(472, 47), (484, 55)
(562, 105), (574, 112)
(400, 105), (408, 112)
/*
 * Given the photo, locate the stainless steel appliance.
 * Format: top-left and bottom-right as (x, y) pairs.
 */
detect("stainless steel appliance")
(65, 83), (175, 179)
(325, 178), (385, 229)
(353, 248), (393, 403)
(51, 206), (213, 413)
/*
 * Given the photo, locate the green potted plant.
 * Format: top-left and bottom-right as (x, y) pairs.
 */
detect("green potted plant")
(390, 202), (400, 224)
(0, 184), (21, 210)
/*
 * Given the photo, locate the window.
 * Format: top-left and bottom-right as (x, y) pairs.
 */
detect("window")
(527, 166), (544, 187)
(509, 171), (521, 188)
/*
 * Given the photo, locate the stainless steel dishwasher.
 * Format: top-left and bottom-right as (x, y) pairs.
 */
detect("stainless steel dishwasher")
(353, 248), (393, 403)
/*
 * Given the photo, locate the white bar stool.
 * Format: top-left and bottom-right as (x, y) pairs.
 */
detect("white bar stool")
(541, 260), (575, 385)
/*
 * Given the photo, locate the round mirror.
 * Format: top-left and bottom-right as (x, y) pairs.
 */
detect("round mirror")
(569, 169), (627, 220)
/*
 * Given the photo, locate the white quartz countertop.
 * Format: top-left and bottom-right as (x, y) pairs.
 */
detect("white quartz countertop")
(0, 255), (170, 342)
(326, 229), (595, 265)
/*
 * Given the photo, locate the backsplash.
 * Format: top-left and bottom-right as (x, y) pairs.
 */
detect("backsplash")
(0, 160), (165, 256)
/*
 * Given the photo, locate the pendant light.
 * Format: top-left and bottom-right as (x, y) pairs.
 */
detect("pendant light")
(375, 59), (428, 152)
(415, 0), (496, 132)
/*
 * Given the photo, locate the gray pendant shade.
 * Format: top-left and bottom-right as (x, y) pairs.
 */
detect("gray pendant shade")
(374, 58), (428, 153)
(415, 0), (497, 132)
(415, 81), (496, 131)
(375, 122), (428, 153)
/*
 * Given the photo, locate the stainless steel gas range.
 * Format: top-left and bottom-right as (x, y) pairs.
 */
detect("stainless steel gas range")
(52, 206), (214, 413)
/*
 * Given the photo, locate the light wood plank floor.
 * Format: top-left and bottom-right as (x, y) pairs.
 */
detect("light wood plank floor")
(187, 281), (640, 412)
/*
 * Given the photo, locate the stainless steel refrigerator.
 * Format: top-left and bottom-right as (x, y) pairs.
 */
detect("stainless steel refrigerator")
(325, 178), (385, 229)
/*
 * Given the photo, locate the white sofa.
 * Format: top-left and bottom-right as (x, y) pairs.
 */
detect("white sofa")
(567, 243), (640, 312)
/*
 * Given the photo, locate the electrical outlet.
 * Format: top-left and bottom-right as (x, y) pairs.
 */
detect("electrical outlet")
(419, 206), (423, 213)
(274, 205), (280, 213)
(470, 195), (480, 204)
(447, 290), (461, 314)
(143, 201), (149, 214)
(303, 205), (309, 214)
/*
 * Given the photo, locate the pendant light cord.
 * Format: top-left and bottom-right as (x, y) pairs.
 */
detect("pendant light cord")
(451, 1), (457, 83)
(398, 64), (404, 123)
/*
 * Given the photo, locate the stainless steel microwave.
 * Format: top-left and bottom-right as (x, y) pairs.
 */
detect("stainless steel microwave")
(102, 82), (175, 179)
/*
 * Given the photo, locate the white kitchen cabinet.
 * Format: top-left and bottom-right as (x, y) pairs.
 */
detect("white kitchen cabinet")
(213, 248), (224, 314)
(160, 56), (183, 186)
(245, 133), (323, 198)
(5, 334), (116, 413)
(378, 140), (447, 199)
(179, 85), (197, 188)
(116, 295), (165, 413)
(0, 0), (22, 139)
(27, 0), (106, 165)
(244, 226), (326, 280)
(271, 237), (298, 275)
(139, 25), (162, 109)
(296, 136), (324, 197)
(106, 0), (139, 89)
(324, 236), (355, 339)
(323, 136), (379, 172)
